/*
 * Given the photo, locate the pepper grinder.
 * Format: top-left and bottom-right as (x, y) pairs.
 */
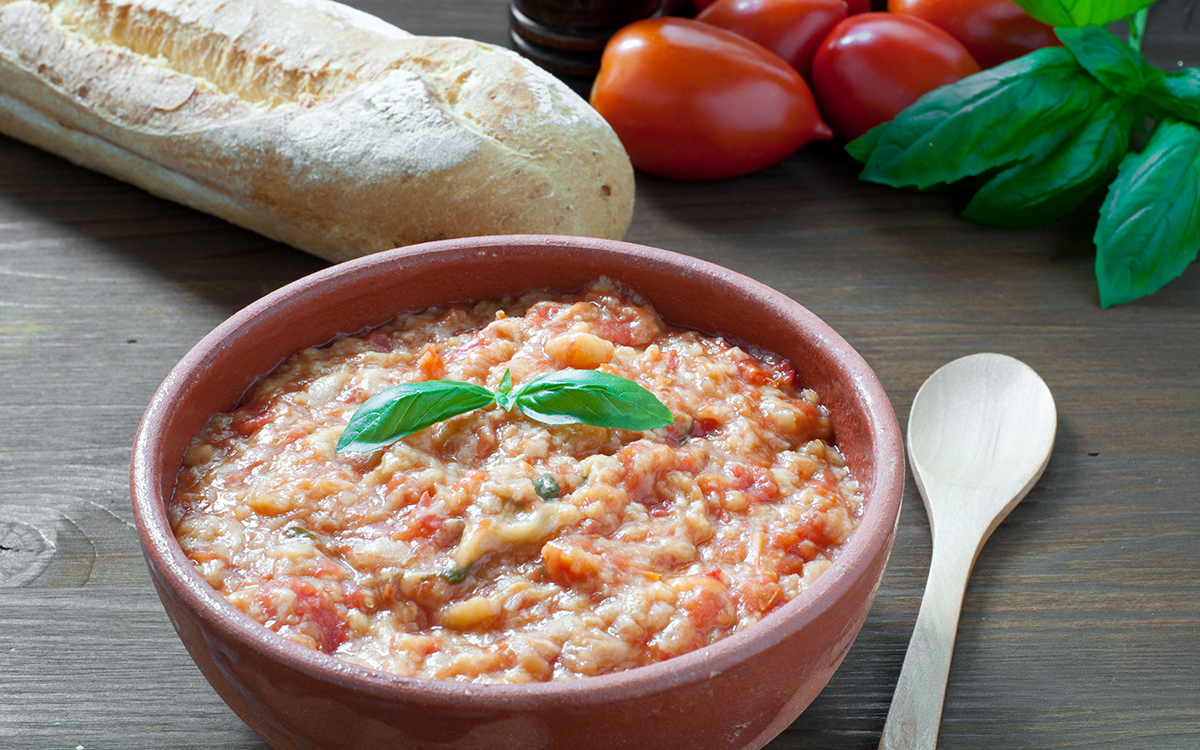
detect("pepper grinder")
(509, 0), (666, 79)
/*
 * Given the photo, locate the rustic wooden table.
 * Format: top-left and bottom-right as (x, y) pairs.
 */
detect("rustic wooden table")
(2, 1), (1197, 748)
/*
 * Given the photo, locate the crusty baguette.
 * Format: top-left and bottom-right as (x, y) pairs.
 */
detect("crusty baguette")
(0, 0), (635, 262)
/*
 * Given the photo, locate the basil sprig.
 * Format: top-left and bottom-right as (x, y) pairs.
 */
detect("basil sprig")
(847, 20), (1200, 307)
(336, 369), (673, 453)
(1012, 0), (1155, 28)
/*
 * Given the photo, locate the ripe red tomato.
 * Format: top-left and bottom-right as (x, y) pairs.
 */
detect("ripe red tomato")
(888, 0), (1061, 69)
(810, 12), (980, 141)
(590, 18), (832, 180)
(696, 0), (848, 81)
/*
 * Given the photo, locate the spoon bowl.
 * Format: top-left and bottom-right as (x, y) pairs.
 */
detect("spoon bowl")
(879, 352), (1057, 750)
(909, 352), (1058, 550)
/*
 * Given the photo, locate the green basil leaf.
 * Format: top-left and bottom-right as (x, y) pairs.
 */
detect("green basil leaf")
(1140, 68), (1200, 124)
(512, 369), (673, 431)
(494, 369), (516, 411)
(533, 473), (561, 500)
(284, 526), (321, 541)
(336, 380), (495, 452)
(844, 121), (888, 164)
(1056, 25), (1159, 99)
(855, 48), (1110, 190)
(960, 96), (1138, 228)
(441, 567), (468, 584)
(1095, 118), (1200, 307)
(1011, 0), (1156, 28)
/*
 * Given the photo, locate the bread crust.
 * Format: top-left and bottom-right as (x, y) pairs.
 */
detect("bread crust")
(0, 0), (635, 262)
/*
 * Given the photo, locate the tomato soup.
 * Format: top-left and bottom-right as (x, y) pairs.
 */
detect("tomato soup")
(170, 280), (864, 683)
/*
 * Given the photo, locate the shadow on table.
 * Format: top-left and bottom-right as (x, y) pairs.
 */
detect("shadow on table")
(0, 134), (330, 315)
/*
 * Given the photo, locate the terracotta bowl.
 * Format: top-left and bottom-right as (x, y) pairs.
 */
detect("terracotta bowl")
(131, 235), (904, 750)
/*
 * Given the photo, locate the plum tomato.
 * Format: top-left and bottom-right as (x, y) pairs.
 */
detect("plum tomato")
(845, 0), (871, 13)
(590, 18), (832, 180)
(695, 0), (848, 81)
(888, 0), (1061, 69)
(811, 12), (980, 141)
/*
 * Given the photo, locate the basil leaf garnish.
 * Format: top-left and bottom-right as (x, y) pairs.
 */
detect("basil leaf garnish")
(336, 368), (673, 453)
(494, 369), (517, 411)
(336, 380), (495, 453)
(1094, 118), (1200, 307)
(512, 369), (674, 431)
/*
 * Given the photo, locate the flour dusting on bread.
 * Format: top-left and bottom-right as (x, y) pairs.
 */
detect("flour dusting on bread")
(492, 46), (609, 132)
(258, 69), (482, 178)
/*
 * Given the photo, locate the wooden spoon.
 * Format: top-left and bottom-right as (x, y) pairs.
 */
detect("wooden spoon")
(878, 353), (1057, 750)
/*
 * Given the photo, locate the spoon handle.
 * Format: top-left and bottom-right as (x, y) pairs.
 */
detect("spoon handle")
(877, 533), (977, 750)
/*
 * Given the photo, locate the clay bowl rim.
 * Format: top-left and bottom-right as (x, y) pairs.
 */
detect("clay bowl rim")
(131, 234), (904, 710)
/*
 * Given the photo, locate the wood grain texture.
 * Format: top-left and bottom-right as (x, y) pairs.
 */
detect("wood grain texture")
(2, 1), (1198, 749)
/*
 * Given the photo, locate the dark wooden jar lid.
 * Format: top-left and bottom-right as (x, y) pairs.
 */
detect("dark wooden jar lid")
(510, 0), (665, 78)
